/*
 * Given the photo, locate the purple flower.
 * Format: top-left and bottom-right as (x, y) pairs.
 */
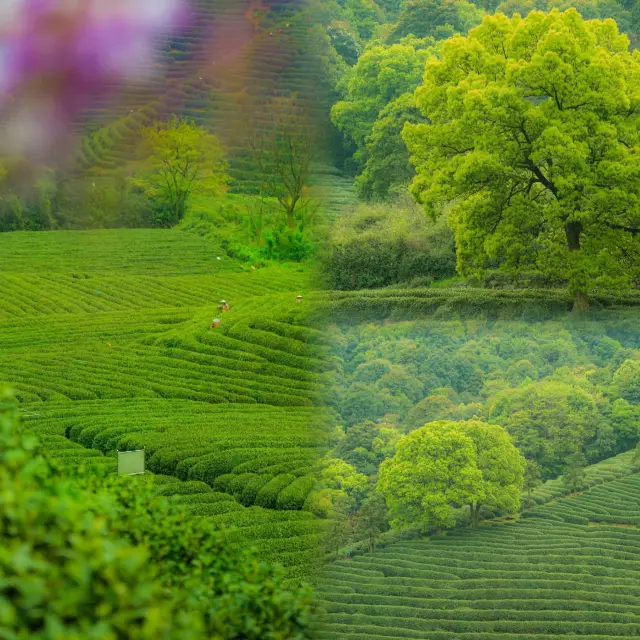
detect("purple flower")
(0, 0), (190, 161)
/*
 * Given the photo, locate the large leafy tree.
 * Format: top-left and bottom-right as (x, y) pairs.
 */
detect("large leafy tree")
(378, 424), (483, 532)
(403, 10), (640, 310)
(523, 458), (542, 507)
(378, 420), (523, 531)
(432, 420), (525, 525)
(563, 450), (588, 492)
(611, 358), (640, 403)
(355, 492), (389, 552)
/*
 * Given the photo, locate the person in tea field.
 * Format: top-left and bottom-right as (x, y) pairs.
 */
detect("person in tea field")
(218, 300), (230, 312)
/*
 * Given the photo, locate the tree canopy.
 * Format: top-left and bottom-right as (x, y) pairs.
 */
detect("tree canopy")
(496, 0), (637, 34)
(487, 378), (601, 476)
(388, 0), (485, 43)
(378, 419), (523, 531)
(403, 9), (640, 309)
(378, 423), (483, 531)
(331, 40), (435, 173)
(136, 116), (229, 227)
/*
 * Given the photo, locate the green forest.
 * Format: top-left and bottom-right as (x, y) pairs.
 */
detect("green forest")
(320, 313), (640, 536)
(1, 0), (640, 638)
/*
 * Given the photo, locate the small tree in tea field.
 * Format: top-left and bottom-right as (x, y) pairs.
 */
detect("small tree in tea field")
(136, 116), (229, 227)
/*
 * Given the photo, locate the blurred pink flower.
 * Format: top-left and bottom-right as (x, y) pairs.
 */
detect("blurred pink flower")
(0, 0), (190, 161)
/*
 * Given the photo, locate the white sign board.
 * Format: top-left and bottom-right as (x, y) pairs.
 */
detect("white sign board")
(117, 449), (145, 476)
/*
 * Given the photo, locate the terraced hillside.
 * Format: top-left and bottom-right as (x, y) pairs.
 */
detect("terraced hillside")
(0, 226), (331, 580)
(317, 466), (640, 639)
(72, 0), (337, 193)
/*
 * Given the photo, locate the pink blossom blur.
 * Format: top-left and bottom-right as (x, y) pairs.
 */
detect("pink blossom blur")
(0, 0), (190, 162)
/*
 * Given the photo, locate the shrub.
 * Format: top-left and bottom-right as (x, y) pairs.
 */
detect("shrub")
(256, 474), (297, 509)
(276, 475), (317, 510)
(0, 390), (315, 639)
(322, 203), (456, 290)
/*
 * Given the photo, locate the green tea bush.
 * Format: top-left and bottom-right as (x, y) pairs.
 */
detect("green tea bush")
(276, 475), (317, 510)
(256, 474), (298, 509)
(0, 390), (315, 639)
(322, 203), (456, 290)
(31, 401), (329, 510)
(0, 225), (328, 585)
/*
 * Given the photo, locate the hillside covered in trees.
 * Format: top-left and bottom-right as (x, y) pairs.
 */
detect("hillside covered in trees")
(1, 1), (640, 638)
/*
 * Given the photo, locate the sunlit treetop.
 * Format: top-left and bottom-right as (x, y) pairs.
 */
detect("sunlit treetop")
(403, 9), (640, 309)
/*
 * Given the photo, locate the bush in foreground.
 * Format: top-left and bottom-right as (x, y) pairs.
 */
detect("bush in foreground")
(0, 389), (314, 639)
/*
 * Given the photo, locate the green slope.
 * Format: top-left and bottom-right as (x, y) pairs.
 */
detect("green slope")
(0, 226), (328, 580)
(317, 466), (640, 639)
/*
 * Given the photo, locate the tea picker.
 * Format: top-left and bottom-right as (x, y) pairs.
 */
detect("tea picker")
(218, 300), (230, 312)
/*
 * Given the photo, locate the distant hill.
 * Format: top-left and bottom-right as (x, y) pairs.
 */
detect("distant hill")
(71, 0), (338, 192)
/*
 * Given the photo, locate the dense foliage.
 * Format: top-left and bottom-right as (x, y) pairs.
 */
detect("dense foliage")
(323, 201), (456, 289)
(3, 0), (640, 634)
(330, 38), (435, 199)
(321, 0), (640, 295)
(404, 10), (640, 309)
(387, 0), (484, 42)
(326, 311), (640, 527)
(0, 389), (314, 639)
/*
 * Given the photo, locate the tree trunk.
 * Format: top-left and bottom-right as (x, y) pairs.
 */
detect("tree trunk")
(573, 290), (589, 312)
(565, 221), (589, 312)
(435, 527), (443, 536)
(286, 203), (297, 228)
(472, 503), (482, 528)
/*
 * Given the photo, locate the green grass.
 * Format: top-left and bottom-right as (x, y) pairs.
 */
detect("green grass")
(317, 470), (640, 639)
(527, 450), (640, 507)
(0, 225), (328, 580)
(0, 228), (237, 274)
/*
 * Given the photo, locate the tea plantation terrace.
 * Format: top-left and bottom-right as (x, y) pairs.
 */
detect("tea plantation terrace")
(317, 466), (640, 639)
(0, 226), (331, 580)
(72, 0), (334, 195)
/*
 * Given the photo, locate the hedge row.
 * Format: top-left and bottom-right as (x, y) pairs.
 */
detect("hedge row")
(318, 472), (640, 638)
(24, 399), (327, 510)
